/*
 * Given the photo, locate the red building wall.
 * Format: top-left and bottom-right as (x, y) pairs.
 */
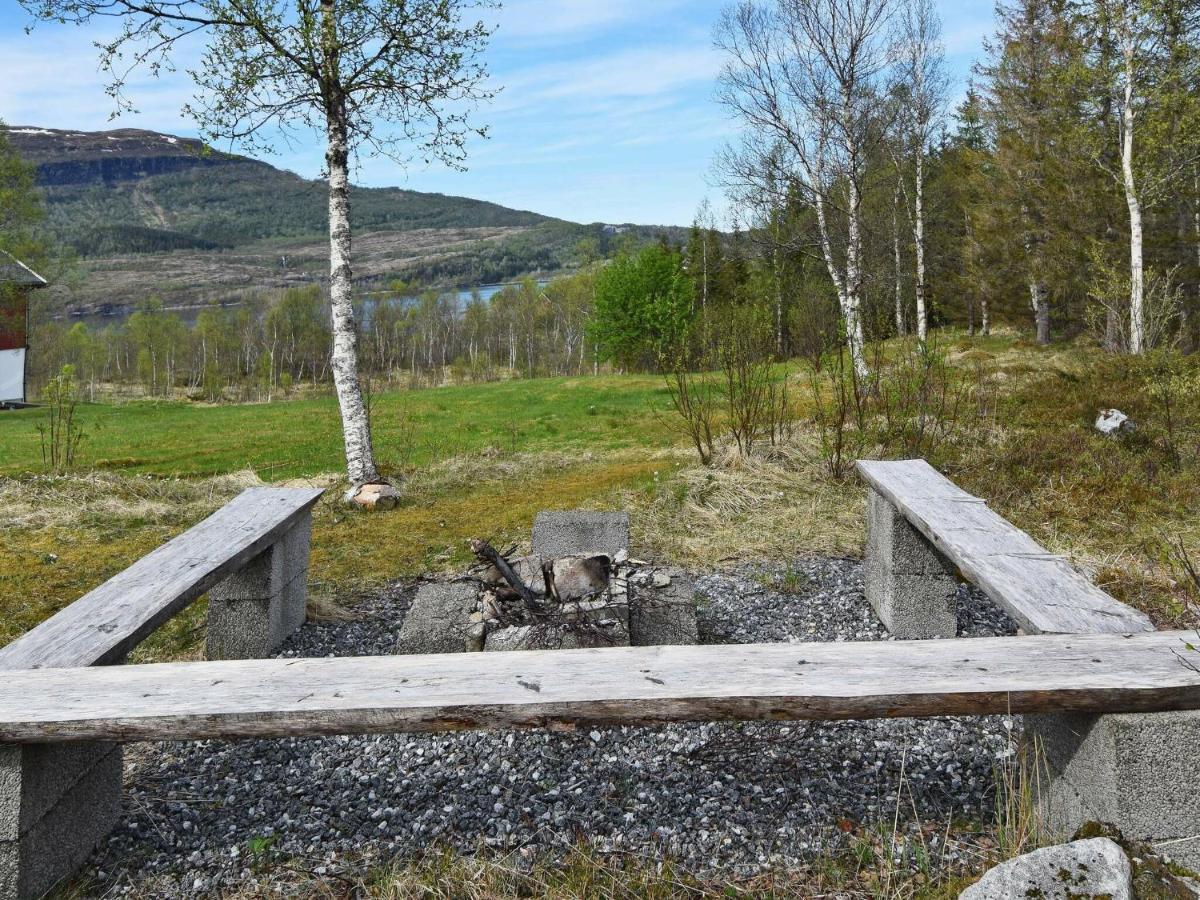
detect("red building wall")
(0, 290), (28, 351)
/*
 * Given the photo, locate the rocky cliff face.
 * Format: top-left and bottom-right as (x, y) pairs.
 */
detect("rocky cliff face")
(6, 126), (250, 186)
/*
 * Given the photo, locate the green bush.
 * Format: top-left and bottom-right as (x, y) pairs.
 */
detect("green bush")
(588, 245), (694, 372)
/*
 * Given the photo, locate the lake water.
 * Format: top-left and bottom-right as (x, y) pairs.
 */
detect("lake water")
(62, 280), (548, 330)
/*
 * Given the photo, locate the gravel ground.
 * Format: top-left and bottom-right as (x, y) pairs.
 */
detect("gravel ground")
(88, 558), (1020, 897)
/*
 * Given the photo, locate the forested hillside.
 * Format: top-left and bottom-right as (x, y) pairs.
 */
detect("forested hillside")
(7, 127), (682, 314)
(9, 127), (550, 252)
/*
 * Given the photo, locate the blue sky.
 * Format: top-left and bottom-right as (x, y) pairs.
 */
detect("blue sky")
(0, 1), (996, 227)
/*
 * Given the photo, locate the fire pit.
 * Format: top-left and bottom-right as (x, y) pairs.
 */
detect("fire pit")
(395, 511), (698, 654)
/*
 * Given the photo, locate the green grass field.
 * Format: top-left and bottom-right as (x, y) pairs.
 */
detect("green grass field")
(0, 374), (675, 479)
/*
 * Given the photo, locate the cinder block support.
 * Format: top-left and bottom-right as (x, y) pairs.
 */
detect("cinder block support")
(206, 515), (311, 660)
(864, 488), (959, 639)
(1025, 711), (1200, 869)
(532, 510), (630, 559)
(0, 743), (123, 900)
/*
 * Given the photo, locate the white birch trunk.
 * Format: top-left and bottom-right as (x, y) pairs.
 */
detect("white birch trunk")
(1121, 35), (1145, 354)
(844, 176), (869, 378)
(813, 191), (868, 378)
(1031, 278), (1051, 344)
(1194, 170), (1200, 273)
(893, 181), (905, 336)
(326, 106), (381, 486)
(914, 149), (928, 341)
(773, 246), (784, 355)
(1021, 201), (1051, 345)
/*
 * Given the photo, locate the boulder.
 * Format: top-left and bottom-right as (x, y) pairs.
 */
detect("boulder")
(1095, 409), (1135, 437)
(550, 554), (610, 600)
(346, 481), (401, 510)
(394, 582), (480, 654)
(532, 510), (630, 559)
(629, 566), (699, 646)
(960, 838), (1133, 900)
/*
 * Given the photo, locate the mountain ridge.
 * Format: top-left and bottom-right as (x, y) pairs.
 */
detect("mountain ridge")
(8, 125), (556, 253)
(6, 125), (684, 315)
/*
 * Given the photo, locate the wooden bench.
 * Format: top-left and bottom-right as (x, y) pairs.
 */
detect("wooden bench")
(0, 487), (322, 900)
(856, 458), (1153, 638)
(0, 632), (1196, 745)
(857, 459), (1197, 868)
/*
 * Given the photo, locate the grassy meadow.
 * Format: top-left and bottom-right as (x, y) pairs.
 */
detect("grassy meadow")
(3, 330), (1200, 665)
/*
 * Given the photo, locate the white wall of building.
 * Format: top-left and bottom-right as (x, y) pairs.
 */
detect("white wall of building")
(0, 348), (26, 402)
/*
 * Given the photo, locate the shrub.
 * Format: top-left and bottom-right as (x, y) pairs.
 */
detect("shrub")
(37, 365), (87, 474)
(588, 245), (694, 372)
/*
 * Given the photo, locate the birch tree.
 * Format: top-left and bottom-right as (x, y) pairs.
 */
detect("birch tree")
(715, 0), (899, 377)
(896, 0), (949, 341)
(19, 0), (495, 493)
(1084, 0), (1200, 352)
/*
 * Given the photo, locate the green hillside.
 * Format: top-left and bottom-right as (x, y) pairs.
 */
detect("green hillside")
(40, 161), (555, 254)
(10, 127), (551, 253)
(6, 126), (683, 313)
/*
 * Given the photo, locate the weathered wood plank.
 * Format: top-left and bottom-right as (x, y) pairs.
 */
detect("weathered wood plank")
(0, 488), (324, 670)
(856, 460), (1153, 635)
(0, 632), (1195, 743)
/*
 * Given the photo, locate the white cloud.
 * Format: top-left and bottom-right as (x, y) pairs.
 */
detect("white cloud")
(495, 0), (691, 45)
(492, 43), (721, 116)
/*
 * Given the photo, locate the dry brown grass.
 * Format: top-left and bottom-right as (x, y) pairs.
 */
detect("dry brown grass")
(625, 438), (864, 568)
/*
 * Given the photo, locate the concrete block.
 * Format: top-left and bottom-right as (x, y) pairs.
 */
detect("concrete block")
(395, 582), (481, 655)
(629, 568), (699, 646)
(206, 571), (307, 660)
(206, 518), (311, 660)
(557, 597), (629, 630)
(532, 511), (630, 559)
(210, 517), (311, 602)
(864, 489), (958, 639)
(0, 743), (118, 842)
(0, 746), (122, 900)
(866, 489), (957, 577)
(1025, 711), (1200, 869)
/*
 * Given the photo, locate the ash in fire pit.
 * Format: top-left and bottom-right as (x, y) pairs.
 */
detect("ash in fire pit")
(394, 511), (699, 654)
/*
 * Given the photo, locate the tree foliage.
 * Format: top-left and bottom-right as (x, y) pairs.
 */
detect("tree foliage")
(589, 246), (695, 372)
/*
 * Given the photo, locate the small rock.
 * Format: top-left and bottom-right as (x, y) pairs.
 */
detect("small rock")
(463, 621), (486, 652)
(960, 838), (1133, 900)
(345, 481), (401, 510)
(1096, 408), (1134, 436)
(652, 572), (672, 588)
(550, 554), (610, 600)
